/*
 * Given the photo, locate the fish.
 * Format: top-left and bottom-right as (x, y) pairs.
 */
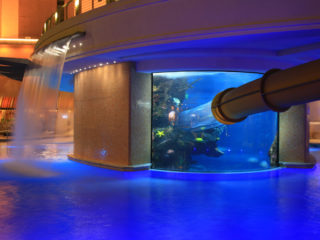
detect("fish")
(173, 97), (180, 105)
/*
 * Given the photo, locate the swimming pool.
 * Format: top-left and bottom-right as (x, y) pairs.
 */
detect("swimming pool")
(0, 141), (319, 240)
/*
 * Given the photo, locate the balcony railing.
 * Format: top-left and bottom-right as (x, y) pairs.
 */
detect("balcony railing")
(42, 0), (120, 34)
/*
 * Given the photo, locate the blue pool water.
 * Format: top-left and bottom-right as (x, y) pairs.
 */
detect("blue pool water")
(0, 142), (319, 240)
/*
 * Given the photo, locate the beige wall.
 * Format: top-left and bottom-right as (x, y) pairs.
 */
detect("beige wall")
(0, 0), (56, 38)
(309, 101), (320, 122)
(308, 101), (320, 141)
(0, 0), (19, 37)
(0, 0), (56, 59)
(19, 0), (57, 38)
(0, 1), (2, 36)
(0, 75), (21, 97)
(0, 44), (34, 59)
(73, 62), (151, 170)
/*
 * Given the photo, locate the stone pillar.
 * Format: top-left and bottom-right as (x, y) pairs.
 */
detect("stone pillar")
(279, 104), (314, 168)
(70, 62), (151, 170)
(130, 69), (152, 166)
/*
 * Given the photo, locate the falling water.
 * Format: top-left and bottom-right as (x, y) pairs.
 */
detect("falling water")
(4, 38), (71, 177)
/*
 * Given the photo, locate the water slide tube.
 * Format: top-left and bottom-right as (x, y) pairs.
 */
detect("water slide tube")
(178, 102), (223, 131)
(211, 59), (320, 124)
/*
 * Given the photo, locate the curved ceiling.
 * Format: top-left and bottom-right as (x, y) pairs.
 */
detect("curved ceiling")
(37, 0), (320, 73)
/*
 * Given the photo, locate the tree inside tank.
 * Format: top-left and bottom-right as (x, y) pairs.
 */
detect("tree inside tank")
(152, 75), (225, 171)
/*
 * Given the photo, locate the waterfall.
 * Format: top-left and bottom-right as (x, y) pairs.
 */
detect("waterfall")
(15, 39), (70, 142)
(4, 38), (71, 176)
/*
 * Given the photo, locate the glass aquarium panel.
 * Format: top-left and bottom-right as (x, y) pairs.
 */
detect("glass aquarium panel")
(152, 72), (278, 172)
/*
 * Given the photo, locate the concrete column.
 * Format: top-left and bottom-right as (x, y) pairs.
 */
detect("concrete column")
(279, 104), (314, 168)
(70, 62), (151, 170)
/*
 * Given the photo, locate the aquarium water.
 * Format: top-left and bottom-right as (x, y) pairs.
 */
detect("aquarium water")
(152, 72), (278, 172)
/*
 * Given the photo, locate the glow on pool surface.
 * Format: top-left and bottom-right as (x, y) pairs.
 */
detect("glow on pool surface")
(0, 141), (320, 240)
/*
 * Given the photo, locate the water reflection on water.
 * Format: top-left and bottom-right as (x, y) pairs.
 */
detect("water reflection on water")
(0, 142), (319, 240)
(0, 138), (72, 161)
(0, 183), (18, 239)
(0, 138), (73, 178)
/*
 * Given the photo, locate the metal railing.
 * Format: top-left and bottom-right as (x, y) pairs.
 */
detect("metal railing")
(42, 0), (121, 34)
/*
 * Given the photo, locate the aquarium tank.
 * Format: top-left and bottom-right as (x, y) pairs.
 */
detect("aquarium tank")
(152, 72), (278, 172)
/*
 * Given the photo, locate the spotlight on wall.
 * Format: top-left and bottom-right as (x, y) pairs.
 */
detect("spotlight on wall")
(100, 149), (108, 157)
(99, 63), (103, 66)
(113, 61), (117, 64)
(106, 62), (109, 64)
(79, 42), (83, 46)
(54, 12), (58, 22)
(75, 0), (80, 15)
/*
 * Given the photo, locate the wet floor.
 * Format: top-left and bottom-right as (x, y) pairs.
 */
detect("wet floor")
(0, 140), (320, 240)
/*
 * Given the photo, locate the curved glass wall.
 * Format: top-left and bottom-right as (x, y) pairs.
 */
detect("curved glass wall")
(152, 72), (278, 172)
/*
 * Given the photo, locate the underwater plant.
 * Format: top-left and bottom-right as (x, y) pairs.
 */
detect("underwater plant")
(152, 75), (225, 171)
